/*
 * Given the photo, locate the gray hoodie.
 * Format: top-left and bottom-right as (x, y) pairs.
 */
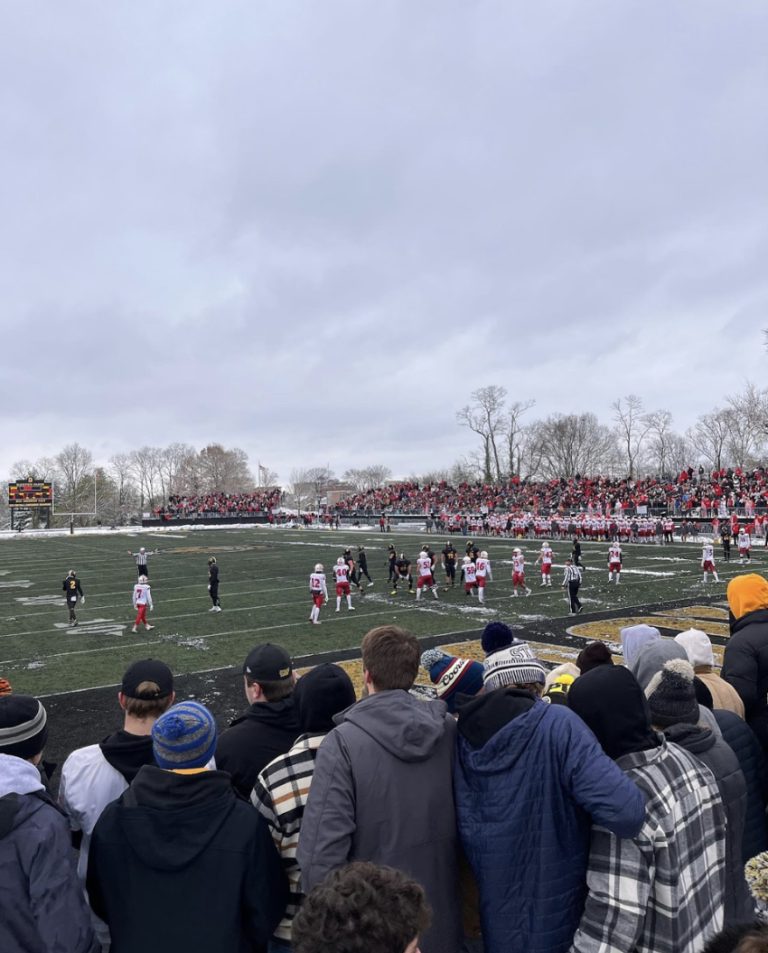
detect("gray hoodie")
(298, 689), (462, 953)
(0, 753), (97, 953)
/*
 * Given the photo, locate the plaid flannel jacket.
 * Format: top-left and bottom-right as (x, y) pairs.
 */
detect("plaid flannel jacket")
(570, 737), (726, 953)
(252, 732), (324, 942)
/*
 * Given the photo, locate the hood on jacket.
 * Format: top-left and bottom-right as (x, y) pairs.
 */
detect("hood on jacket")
(456, 687), (538, 756)
(117, 765), (238, 871)
(568, 666), (658, 761)
(663, 722), (717, 756)
(338, 690), (449, 762)
(230, 696), (299, 731)
(629, 639), (687, 691)
(0, 753), (51, 840)
(295, 664), (356, 734)
(99, 729), (156, 784)
(621, 624), (661, 667)
(728, 574), (768, 621)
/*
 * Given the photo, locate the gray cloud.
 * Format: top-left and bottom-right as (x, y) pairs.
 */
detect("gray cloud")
(1, 1), (767, 482)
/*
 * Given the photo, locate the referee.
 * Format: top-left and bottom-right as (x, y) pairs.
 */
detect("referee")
(562, 558), (583, 615)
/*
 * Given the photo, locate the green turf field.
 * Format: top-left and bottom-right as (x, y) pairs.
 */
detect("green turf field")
(0, 525), (762, 696)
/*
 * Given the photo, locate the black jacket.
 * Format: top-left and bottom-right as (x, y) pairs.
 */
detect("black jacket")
(87, 766), (288, 953)
(216, 697), (300, 799)
(663, 723), (752, 924)
(714, 709), (768, 863)
(722, 607), (768, 753)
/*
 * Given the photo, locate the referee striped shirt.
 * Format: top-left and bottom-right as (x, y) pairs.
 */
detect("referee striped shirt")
(563, 564), (582, 585)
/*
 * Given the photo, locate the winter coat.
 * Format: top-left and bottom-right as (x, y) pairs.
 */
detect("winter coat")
(59, 731), (156, 881)
(298, 690), (463, 953)
(216, 696), (301, 798)
(87, 765), (288, 953)
(0, 753), (97, 953)
(714, 709), (768, 862)
(696, 670), (745, 719)
(722, 575), (768, 753)
(663, 723), (752, 924)
(454, 689), (646, 953)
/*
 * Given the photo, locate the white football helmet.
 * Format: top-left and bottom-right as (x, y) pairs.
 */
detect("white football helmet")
(462, 555), (471, 564)
(138, 575), (148, 584)
(480, 551), (488, 559)
(314, 563), (323, 572)
(513, 547), (521, 554)
(337, 557), (345, 565)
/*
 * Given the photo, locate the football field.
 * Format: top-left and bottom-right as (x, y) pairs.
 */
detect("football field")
(0, 524), (762, 698)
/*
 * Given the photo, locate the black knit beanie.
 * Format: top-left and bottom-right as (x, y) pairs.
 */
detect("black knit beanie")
(0, 695), (48, 760)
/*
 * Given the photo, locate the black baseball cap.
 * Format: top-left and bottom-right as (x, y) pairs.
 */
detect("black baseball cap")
(243, 643), (293, 682)
(121, 659), (174, 699)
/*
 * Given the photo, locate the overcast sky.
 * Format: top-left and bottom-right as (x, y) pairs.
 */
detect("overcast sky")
(1, 1), (766, 485)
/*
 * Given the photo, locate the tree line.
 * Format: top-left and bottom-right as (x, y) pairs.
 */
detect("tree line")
(454, 384), (768, 484)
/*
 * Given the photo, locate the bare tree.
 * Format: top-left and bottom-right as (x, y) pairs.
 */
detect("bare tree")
(343, 465), (392, 493)
(157, 443), (196, 499)
(502, 399), (535, 478)
(612, 395), (653, 479)
(130, 446), (163, 511)
(457, 385), (507, 482)
(526, 413), (617, 480)
(687, 410), (730, 472)
(108, 453), (139, 521)
(645, 410), (677, 477)
(196, 445), (254, 494)
(56, 443), (94, 514)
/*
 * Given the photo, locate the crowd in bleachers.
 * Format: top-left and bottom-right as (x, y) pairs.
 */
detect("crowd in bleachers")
(154, 489), (283, 519)
(5, 573), (768, 952)
(331, 467), (768, 518)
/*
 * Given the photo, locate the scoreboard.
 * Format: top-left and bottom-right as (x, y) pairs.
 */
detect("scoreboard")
(8, 481), (53, 508)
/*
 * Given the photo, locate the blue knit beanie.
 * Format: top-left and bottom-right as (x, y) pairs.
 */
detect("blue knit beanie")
(420, 649), (484, 712)
(152, 700), (217, 769)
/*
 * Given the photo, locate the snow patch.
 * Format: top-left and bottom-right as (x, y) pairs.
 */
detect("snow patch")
(0, 580), (34, 589)
(53, 619), (128, 637)
(16, 594), (64, 606)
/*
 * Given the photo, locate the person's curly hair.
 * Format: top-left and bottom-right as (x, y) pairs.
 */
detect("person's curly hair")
(292, 862), (432, 953)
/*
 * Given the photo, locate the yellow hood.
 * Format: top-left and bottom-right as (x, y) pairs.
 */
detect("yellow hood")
(727, 574), (768, 620)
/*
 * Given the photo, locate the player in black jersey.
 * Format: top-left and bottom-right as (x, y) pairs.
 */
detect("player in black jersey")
(442, 542), (458, 587)
(62, 569), (84, 626)
(390, 554), (413, 595)
(357, 547), (374, 587)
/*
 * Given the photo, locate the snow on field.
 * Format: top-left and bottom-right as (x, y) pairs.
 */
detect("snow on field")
(16, 594), (64, 606)
(53, 619), (127, 637)
(0, 580), (34, 588)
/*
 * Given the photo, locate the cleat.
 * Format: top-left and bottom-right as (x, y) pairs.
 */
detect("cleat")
(336, 608), (340, 612)
(145, 624), (155, 630)
(209, 607), (218, 612)
(368, 582), (374, 587)
(131, 626), (138, 633)
(577, 607), (583, 614)
(348, 606), (356, 611)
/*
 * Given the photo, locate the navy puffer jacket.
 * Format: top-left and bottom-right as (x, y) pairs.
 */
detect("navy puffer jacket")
(715, 709), (768, 862)
(454, 690), (645, 953)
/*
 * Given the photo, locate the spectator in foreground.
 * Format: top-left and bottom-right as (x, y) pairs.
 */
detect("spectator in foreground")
(292, 862), (431, 953)
(216, 642), (301, 798)
(674, 627), (745, 718)
(87, 700), (288, 953)
(568, 665), (727, 953)
(420, 649), (485, 713)
(645, 658), (752, 924)
(0, 695), (97, 953)
(722, 574), (768, 755)
(454, 642), (645, 953)
(252, 663), (357, 952)
(59, 658), (176, 885)
(298, 625), (462, 953)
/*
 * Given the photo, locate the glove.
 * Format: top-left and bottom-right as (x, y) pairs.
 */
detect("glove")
(207, 585), (211, 591)
(150, 605), (154, 612)
(81, 597), (85, 604)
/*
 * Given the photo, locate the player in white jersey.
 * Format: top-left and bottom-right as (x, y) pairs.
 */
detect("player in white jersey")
(607, 542), (622, 585)
(738, 529), (752, 564)
(332, 557), (356, 613)
(462, 556), (478, 597)
(415, 550), (439, 600)
(131, 575), (154, 633)
(511, 548), (531, 597)
(475, 551), (492, 604)
(535, 544), (553, 586)
(309, 563), (329, 625)
(701, 541), (720, 583)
